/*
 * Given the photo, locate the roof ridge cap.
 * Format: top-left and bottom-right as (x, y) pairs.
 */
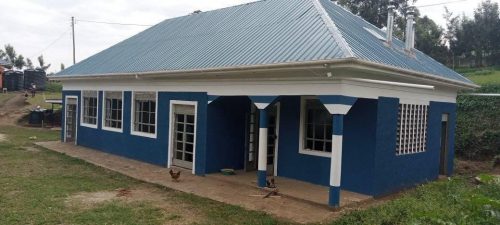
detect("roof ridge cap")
(311, 0), (354, 58)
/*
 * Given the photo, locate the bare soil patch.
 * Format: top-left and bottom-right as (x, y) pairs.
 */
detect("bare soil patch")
(0, 133), (5, 142)
(66, 187), (200, 225)
(455, 159), (500, 175)
(0, 94), (29, 125)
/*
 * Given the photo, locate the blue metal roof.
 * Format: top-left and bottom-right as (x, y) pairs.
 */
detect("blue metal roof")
(56, 0), (474, 86)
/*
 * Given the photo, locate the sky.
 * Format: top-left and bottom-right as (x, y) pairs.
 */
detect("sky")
(0, 0), (498, 73)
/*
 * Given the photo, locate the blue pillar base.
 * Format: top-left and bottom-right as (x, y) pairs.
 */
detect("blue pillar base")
(257, 170), (267, 187)
(329, 186), (340, 207)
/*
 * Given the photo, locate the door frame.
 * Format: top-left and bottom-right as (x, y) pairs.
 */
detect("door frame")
(439, 113), (449, 175)
(272, 102), (281, 177)
(64, 95), (79, 145)
(167, 100), (198, 174)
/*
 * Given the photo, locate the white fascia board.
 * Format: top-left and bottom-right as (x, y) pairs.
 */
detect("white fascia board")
(63, 77), (458, 103)
(51, 58), (477, 90)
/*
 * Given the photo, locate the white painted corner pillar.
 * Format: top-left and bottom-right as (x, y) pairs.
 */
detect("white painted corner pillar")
(318, 96), (357, 208)
(257, 107), (269, 188)
(248, 96), (278, 188)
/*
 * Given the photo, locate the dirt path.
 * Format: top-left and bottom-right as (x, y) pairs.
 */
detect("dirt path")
(0, 93), (28, 125)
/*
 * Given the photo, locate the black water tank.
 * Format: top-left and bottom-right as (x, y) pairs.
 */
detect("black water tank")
(3, 71), (24, 91)
(23, 69), (46, 90)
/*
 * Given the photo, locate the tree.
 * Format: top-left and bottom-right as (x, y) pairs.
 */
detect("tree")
(26, 58), (34, 69)
(14, 54), (25, 70)
(0, 49), (6, 61)
(449, 0), (500, 67)
(414, 16), (448, 64)
(60, 63), (65, 71)
(473, 0), (500, 65)
(337, 0), (417, 29)
(5, 44), (17, 64)
(38, 55), (51, 71)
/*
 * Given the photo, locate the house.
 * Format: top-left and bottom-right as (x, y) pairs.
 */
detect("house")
(52, 0), (478, 207)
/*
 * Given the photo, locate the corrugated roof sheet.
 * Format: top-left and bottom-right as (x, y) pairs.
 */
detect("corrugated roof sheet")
(0, 59), (11, 66)
(56, 0), (473, 85)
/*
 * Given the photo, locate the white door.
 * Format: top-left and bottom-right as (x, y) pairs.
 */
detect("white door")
(171, 104), (196, 169)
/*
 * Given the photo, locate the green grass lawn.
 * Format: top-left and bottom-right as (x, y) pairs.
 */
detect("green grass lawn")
(1, 125), (499, 224)
(0, 125), (289, 225)
(459, 66), (500, 86)
(26, 92), (62, 109)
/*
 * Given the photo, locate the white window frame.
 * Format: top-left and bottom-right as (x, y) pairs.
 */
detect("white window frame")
(102, 91), (124, 133)
(396, 103), (429, 155)
(130, 91), (158, 139)
(298, 96), (332, 158)
(167, 100), (198, 174)
(80, 90), (99, 129)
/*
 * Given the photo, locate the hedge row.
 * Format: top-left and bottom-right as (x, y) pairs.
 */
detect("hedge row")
(455, 84), (500, 159)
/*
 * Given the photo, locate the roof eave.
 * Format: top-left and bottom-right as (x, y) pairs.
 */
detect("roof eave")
(348, 59), (479, 90)
(50, 58), (478, 90)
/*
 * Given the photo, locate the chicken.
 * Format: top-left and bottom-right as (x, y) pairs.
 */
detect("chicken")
(169, 169), (181, 182)
(266, 177), (276, 188)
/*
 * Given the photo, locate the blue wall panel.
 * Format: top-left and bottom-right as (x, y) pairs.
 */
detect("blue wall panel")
(373, 97), (457, 196)
(341, 99), (377, 195)
(276, 96), (331, 186)
(62, 90), (208, 174)
(205, 96), (250, 173)
(276, 96), (377, 195)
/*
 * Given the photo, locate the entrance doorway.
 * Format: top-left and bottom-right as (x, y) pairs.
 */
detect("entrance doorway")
(171, 104), (196, 170)
(65, 97), (78, 144)
(244, 103), (280, 176)
(439, 114), (449, 175)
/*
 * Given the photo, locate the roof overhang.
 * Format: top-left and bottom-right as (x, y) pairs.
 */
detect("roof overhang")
(50, 58), (479, 90)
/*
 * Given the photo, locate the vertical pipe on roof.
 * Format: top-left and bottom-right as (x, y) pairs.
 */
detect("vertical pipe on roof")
(405, 6), (415, 51)
(386, 1), (395, 45)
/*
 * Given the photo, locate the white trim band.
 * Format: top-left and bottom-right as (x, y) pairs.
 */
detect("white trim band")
(330, 135), (343, 187)
(258, 128), (268, 171)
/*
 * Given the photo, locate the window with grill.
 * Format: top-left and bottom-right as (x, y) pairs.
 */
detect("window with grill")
(396, 104), (428, 155)
(303, 99), (332, 153)
(103, 91), (123, 131)
(133, 92), (156, 136)
(82, 91), (98, 127)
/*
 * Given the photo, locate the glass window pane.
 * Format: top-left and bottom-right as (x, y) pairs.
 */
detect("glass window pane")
(185, 144), (193, 153)
(187, 115), (195, 123)
(186, 124), (194, 133)
(185, 153), (193, 162)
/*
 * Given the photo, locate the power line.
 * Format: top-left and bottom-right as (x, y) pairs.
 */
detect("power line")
(76, 19), (153, 27)
(29, 28), (71, 59)
(415, 0), (468, 8)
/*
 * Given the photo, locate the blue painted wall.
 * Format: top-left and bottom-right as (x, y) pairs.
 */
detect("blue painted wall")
(341, 99), (377, 195)
(275, 97), (377, 195)
(373, 97), (457, 196)
(276, 96), (331, 186)
(205, 96), (250, 173)
(61, 90), (208, 175)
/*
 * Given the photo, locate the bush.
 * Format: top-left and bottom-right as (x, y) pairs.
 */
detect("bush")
(456, 84), (500, 159)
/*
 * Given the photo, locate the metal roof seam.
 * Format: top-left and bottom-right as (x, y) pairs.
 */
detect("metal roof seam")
(311, 0), (354, 58)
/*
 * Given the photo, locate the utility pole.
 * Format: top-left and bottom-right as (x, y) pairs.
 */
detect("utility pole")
(71, 16), (76, 65)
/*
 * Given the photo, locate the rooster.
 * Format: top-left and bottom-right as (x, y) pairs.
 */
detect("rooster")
(169, 169), (181, 182)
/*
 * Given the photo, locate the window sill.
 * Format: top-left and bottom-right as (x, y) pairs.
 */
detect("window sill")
(298, 149), (331, 158)
(131, 130), (157, 139)
(102, 126), (123, 133)
(81, 123), (98, 129)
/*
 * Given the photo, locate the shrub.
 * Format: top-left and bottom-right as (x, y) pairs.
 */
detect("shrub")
(456, 84), (500, 159)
